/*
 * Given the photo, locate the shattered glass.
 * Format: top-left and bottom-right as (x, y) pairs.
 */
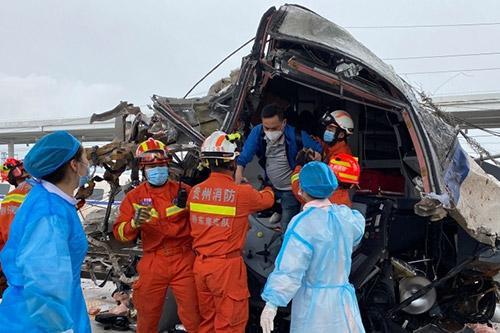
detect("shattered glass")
(416, 105), (460, 168)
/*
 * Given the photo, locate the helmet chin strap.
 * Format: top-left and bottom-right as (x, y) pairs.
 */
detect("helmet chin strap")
(7, 170), (25, 187)
(328, 128), (348, 146)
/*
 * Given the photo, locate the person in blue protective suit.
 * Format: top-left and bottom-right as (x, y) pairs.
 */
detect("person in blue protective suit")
(260, 161), (366, 333)
(0, 131), (91, 333)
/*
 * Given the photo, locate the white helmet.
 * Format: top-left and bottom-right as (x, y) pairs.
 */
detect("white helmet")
(200, 131), (239, 160)
(321, 110), (354, 135)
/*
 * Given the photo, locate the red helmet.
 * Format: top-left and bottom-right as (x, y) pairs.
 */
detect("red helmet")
(1, 158), (28, 185)
(135, 138), (171, 167)
(328, 153), (360, 184)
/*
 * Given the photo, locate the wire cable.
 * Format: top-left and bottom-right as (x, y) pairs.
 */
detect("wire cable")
(383, 51), (500, 61)
(433, 89), (500, 96)
(345, 22), (500, 29)
(402, 67), (500, 75)
(183, 37), (255, 98)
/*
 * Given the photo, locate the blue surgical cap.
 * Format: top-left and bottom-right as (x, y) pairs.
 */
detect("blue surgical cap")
(299, 161), (338, 199)
(24, 131), (81, 178)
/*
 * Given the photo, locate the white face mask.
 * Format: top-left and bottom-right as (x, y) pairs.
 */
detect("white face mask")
(264, 130), (283, 142)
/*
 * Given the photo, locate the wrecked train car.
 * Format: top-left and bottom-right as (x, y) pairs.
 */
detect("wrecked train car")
(87, 4), (500, 332)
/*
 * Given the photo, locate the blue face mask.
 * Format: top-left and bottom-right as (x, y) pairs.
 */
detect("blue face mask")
(146, 166), (169, 186)
(323, 130), (336, 143)
(79, 164), (91, 187)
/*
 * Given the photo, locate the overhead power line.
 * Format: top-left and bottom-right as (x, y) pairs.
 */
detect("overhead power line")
(434, 89), (500, 97)
(345, 22), (500, 29)
(183, 37), (255, 98)
(383, 51), (500, 61)
(402, 67), (500, 75)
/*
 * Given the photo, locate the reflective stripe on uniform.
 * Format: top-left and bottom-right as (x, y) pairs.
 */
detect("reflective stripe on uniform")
(331, 160), (351, 168)
(338, 172), (358, 181)
(117, 221), (129, 241)
(132, 203), (159, 218)
(1, 193), (26, 205)
(189, 202), (236, 216)
(291, 173), (300, 183)
(166, 205), (185, 217)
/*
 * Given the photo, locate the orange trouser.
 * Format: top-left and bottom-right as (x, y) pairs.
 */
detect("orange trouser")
(193, 255), (250, 333)
(133, 248), (200, 333)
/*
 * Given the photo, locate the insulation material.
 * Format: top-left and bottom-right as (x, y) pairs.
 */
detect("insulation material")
(449, 153), (500, 245)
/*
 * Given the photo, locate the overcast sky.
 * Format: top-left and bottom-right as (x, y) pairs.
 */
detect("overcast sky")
(1, 0), (499, 156)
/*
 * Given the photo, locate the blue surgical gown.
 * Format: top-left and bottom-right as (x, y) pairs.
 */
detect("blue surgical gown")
(262, 203), (366, 333)
(0, 183), (90, 333)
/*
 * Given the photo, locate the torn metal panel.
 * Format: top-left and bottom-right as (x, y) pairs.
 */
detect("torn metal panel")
(267, 5), (456, 193)
(271, 5), (410, 103)
(262, 5), (500, 244)
(151, 95), (205, 145)
(260, 5), (442, 194)
(90, 101), (141, 124)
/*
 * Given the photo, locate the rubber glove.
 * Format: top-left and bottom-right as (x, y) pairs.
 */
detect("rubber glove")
(132, 207), (152, 228)
(260, 302), (277, 333)
(295, 148), (320, 166)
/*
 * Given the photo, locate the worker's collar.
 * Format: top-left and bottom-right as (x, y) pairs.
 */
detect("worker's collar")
(303, 198), (332, 209)
(40, 180), (78, 205)
(210, 171), (234, 181)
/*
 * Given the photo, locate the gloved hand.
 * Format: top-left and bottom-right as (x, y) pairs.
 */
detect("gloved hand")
(234, 166), (248, 184)
(132, 207), (152, 228)
(260, 302), (277, 333)
(295, 148), (319, 166)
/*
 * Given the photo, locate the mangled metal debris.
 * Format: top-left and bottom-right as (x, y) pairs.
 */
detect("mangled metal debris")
(84, 4), (500, 332)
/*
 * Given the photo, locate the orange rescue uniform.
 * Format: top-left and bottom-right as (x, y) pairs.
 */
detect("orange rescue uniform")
(188, 172), (274, 333)
(0, 181), (32, 296)
(113, 181), (200, 333)
(321, 139), (352, 161)
(292, 139), (353, 207)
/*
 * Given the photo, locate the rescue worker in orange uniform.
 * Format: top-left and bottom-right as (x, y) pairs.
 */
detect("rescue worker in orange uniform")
(289, 109), (357, 207)
(291, 152), (360, 207)
(113, 138), (200, 333)
(320, 109), (354, 159)
(188, 131), (275, 333)
(0, 158), (32, 297)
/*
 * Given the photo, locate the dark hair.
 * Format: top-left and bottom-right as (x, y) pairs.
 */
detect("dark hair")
(261, 104), (285, 121)
(206, 159), (234, 172)
(42, 146), (84, 184)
